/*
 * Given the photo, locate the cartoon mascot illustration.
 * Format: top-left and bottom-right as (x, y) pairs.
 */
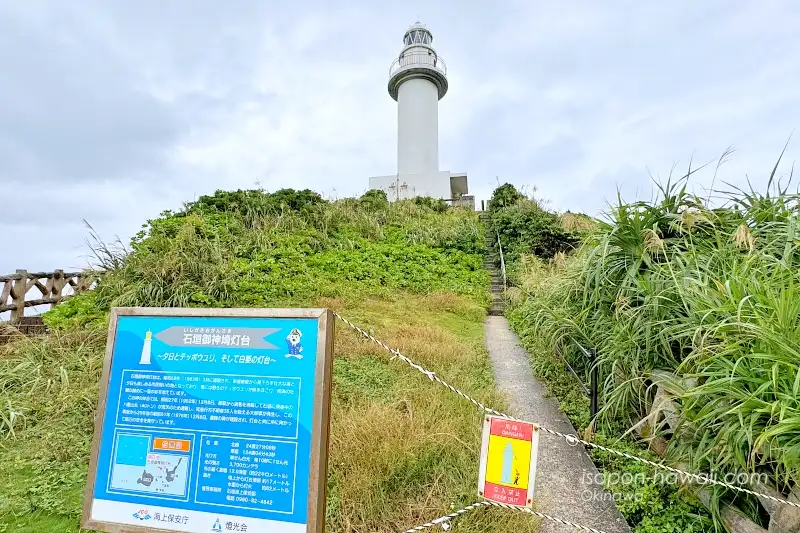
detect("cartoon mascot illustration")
(285, 328), (303, 359)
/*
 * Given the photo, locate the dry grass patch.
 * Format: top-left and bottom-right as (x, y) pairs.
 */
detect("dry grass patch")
(325, 293), (535, 532)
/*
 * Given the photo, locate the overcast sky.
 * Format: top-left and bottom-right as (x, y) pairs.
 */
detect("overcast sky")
(1, 0), (799, 275)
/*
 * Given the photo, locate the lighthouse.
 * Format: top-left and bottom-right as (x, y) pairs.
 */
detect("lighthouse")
(368, 22), (472, 207)
(139, 330), (152, 365)
(390, 23), (447, 177)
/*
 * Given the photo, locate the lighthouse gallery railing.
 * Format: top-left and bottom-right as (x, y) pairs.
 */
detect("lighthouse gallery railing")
(389, 52), (447, 77)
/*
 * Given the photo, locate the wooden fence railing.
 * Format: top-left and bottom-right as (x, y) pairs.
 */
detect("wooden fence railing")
(1, 269), (96, 324)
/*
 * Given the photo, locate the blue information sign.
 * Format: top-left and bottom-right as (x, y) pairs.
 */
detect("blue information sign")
(82, 308), (333, 533)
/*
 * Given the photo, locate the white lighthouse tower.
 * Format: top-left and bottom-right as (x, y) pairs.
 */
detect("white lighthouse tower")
(391, 23), (447, 177)
(368, 22), (471, 206)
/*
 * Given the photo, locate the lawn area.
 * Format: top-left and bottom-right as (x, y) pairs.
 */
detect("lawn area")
(0, 292), (536, 532)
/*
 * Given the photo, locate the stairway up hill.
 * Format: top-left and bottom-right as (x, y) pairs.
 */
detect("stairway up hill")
(479, 212), (505, 316)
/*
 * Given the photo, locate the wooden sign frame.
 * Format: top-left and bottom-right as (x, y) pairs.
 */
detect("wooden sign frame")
(81, 307), (334, 533)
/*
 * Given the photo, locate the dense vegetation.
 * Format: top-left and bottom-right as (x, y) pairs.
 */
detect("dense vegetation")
(487, 183), (579, 265)
(0, 189), (537, 532)
(503, 168), (800, 530)
(46, 188), (487, 330)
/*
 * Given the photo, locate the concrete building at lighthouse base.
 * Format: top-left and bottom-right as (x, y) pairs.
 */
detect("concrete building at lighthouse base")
(368, 171), (470, 204)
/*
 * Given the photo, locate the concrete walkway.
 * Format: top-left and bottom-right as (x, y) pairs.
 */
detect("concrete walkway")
(484, 316), (631, 533)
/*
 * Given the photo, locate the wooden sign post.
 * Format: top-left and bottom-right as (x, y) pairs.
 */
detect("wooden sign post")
(82, 307), (334, 533)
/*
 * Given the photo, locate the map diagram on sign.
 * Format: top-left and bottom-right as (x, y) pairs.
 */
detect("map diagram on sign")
(110, 434), (191, 498)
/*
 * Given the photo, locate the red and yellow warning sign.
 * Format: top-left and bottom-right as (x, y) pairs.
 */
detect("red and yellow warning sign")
(477, 416), (539, 508)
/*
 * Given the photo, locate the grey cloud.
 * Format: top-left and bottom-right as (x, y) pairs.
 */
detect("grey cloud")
(0, 223), (93, 275)
(553, 166), (662, 218)
(0, 7), (183, 186)
(0, 192), (117, 227)
(2, 0), (800, 276)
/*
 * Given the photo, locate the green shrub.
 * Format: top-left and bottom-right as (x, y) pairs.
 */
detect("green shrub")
(188, 188), (326, 219)
(589, 434), (714, 533)
(42, 292), (107, 330)
(488, 183), (524, 211)
(490, 198), (578, 261)
(359, 189), (389, 211)
(413, 195), (448, 213)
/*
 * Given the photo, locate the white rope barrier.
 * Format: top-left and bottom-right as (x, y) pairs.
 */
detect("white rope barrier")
(333, 311), (800, 532)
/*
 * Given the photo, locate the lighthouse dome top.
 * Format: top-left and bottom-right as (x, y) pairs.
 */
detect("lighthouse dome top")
(403, 22), (433, 46)
(388, 21), (448, 101)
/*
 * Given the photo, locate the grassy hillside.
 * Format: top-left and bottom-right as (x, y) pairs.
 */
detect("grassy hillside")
(0, 189), (535, 532)
(502, 174), (800, 530)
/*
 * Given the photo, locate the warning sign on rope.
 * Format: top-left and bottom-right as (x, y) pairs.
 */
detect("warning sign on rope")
(477, 416), (539, 508)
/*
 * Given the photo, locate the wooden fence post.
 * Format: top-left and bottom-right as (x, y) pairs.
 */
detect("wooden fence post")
(51, 269), (64, 308)
(10, 269), (27, 324)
